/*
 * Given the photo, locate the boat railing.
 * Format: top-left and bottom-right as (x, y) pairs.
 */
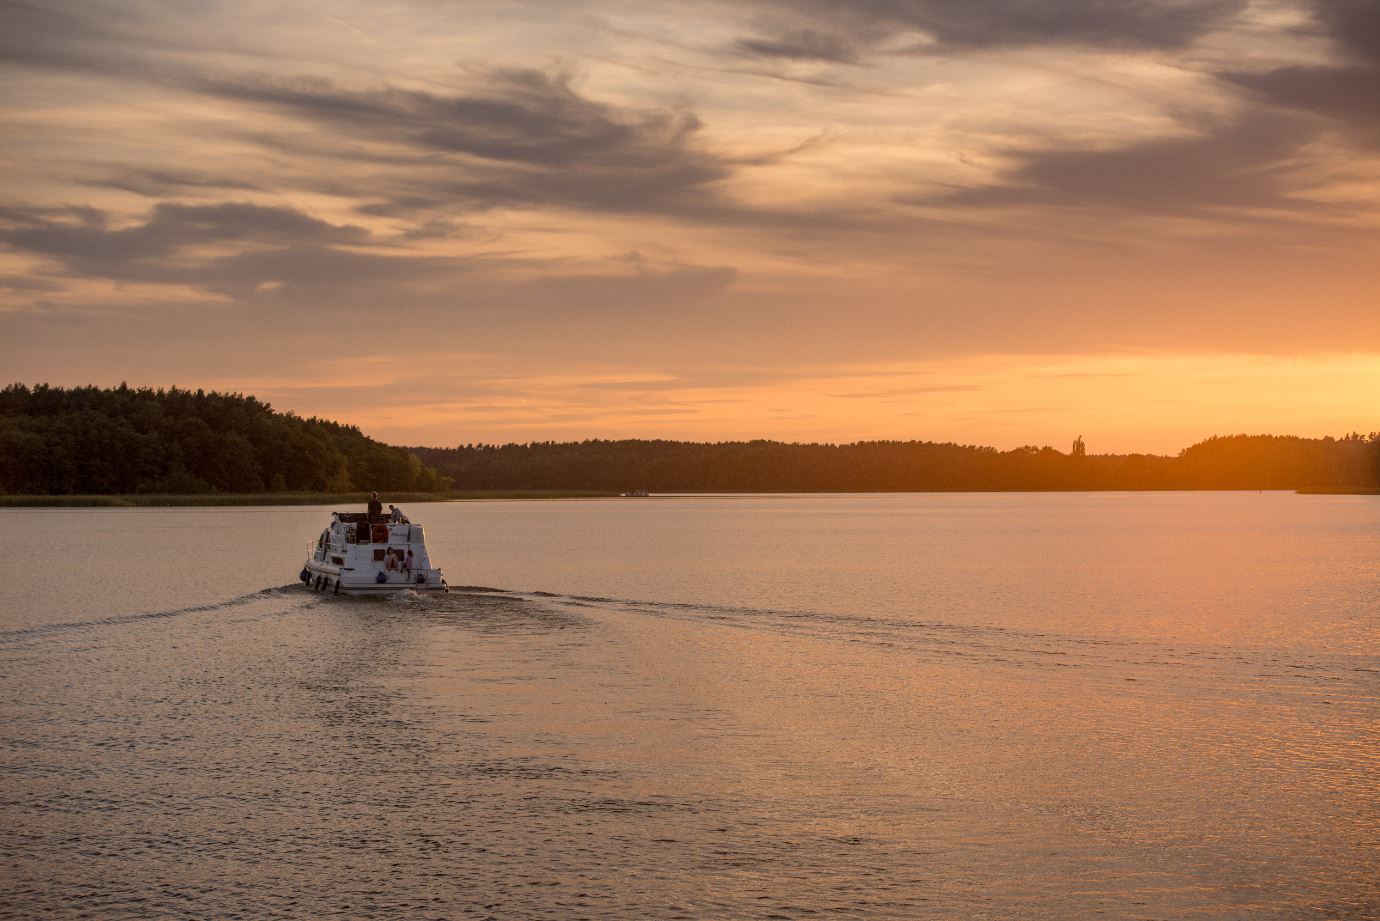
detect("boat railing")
(332, 512), (393, 524)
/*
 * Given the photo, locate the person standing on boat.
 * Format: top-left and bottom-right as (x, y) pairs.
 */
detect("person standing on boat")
(368, 491), (383, 518)
(388, 504), (404, 523)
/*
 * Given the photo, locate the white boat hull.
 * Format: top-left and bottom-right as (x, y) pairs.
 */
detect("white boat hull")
(302, 559), (447, 595)
(300, 514), (449, 596)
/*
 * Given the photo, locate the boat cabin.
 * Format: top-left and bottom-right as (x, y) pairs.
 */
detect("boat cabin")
(302, 511), (447, 593)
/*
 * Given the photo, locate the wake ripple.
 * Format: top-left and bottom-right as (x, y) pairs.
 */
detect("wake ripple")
(0, 584), (303, 645)
(501, 589), (1380, 697)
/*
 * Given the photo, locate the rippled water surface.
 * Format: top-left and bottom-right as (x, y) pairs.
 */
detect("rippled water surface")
(2, 493), (1377, 919)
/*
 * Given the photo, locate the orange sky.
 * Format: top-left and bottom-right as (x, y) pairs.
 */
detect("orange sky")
(2, 0), (1378, 452)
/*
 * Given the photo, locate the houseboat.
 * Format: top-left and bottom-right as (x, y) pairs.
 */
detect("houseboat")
(300, 512), (448, 595)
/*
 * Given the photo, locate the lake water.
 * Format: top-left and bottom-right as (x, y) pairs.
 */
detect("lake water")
(1, 493), (1377, 919)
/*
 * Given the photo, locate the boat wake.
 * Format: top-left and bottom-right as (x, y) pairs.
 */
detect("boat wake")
(0, 584), (304, 646)
(7, 580), (1372, 703)
(473, 588), (1380, 700)
(306, 580), (1377, 687)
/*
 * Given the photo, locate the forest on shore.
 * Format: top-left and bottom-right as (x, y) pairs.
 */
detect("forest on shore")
(411, 434), (1380, 493)
(2, 384), (1377, 496)
(0, 384), (451, 495)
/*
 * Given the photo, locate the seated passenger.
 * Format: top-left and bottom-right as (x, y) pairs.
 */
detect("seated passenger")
(389, 504), (405, 523)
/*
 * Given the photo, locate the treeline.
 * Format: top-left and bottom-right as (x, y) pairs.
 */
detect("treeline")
(0, 384), (451, 495)
(411, 434), (1380, 493)
(3, 383), (1375, 496)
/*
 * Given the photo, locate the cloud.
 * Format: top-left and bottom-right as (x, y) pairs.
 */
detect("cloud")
(195, 244), (455, 303)
(1223, 65), (1380, 147)
(1311, 0), (1380, 64)
(927, 113), (1327, 215)
(0, 198), (744, 319)
(187, 68), (712, 174)
(3, 0), (1379, 434)
(0, 0), (233, 78)
(1216, 2), (1380, 150)
(0, 2), (744, 218)
(0, 274), (63, 293)
(907, 0), (1380, 220)
(0, 1), (127, 72)
(0, 202), (377, 289)
(81, 169), (261, 198)
(6, 25), (741, 218)
(732, 0), (1248, 61)
(734, 29), (863, 63)
(390, 218), (496, 243)
(20, 0), (1263, 241)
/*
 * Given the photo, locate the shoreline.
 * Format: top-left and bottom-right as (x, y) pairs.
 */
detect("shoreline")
(3, 487), (1376, 507)
(0, 490), (617, 508)
(1294, 487), (1380, 495)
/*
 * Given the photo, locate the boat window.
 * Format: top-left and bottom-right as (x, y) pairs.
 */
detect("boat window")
(373, 549), (385, 562)
(331, 555), (344, 565)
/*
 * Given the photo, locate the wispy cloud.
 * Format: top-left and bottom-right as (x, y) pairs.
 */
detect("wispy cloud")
(1, 0), (1378, 447)
(928, 112), (1331, 215)
(1218, 1), (1380, 151)
(731, 0), (1249, 61)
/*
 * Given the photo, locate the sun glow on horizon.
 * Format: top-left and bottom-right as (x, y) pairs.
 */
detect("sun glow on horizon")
(162, 351), (1380, 455)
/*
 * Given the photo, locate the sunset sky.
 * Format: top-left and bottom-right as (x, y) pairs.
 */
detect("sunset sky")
(2, 0), (1378, 452)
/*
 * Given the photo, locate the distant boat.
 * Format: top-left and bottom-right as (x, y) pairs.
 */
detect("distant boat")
(620, 489), (651, 497)
(300, 512), (448, 595)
